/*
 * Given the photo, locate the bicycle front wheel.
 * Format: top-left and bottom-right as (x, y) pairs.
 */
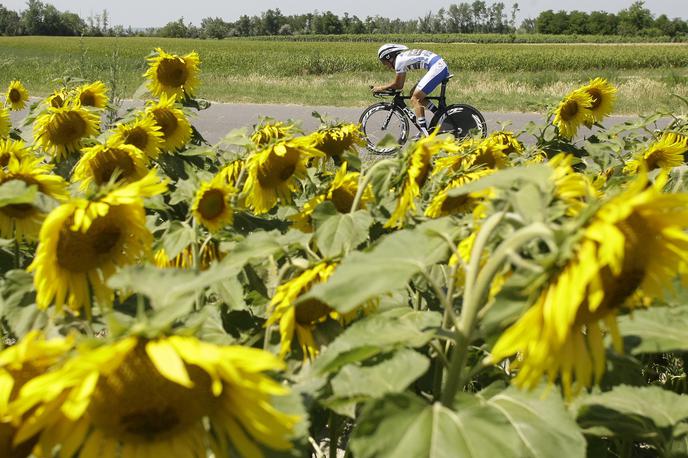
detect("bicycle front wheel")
(430, 104), (487, 139)
(359, 103), (410, 154)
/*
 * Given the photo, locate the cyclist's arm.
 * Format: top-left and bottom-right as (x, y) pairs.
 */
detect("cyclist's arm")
(372, 72), (406, 92)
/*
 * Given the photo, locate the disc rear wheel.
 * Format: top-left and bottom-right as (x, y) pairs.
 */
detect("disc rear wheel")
(430, 104), (487, 139)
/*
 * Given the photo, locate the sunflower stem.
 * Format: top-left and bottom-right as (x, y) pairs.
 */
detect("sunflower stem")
(328, 412), (341, 458)
(349, 159), (396, 213)
(13, 238), (21, 269)
(440, 220), (555, 407)
(191, 219), (203, 311)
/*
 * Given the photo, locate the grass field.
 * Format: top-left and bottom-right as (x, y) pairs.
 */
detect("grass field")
(1, 36), (687, 113)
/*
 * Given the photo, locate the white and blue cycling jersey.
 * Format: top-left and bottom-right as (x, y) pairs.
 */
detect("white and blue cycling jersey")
(394, 49), (450, 95)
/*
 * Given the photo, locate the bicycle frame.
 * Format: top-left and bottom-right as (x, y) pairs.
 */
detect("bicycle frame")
(373, 78), (451, 130)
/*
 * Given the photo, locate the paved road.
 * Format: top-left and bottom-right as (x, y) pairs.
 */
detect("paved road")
(10, 101), (648, 146)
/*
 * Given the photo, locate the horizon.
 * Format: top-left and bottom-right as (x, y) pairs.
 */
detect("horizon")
(0, 0), (686, 29)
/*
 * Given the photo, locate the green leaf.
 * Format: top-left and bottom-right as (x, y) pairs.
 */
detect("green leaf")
(350, 386), (585, 458)
(446, 164), (552, 198)
(0, 180), (37, 207)
(574, 385), (688, 442)
(160, 221), (195, 259)
(312, 308), (441, 375)
(303, 218), (458, 313)
(313, 207), (373, 258)
(329, 349), (429, 400)
(618, 305), (688, 355)
(511, 182), (548, 224)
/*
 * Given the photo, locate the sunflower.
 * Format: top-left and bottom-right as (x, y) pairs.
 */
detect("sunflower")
(251, 120), (299, 147)
(12, 335), (298, 458)
(154, 240), (222, 270)
(311, 123), (365, 162)
(110, 116), (164, 161)
(145, 94), (192, 152)
(145, 48), (201, 98)
(0, 138), (31, 167)
(386, 132), (461, 229)
(267, 263), (342, 359)
(0, 156), (69, 241)
(624, 132), (688, 174)
(490, 173), (688, 398)
(291, 163), (373, 231)
(33, 104), (100, 161)
(488, 131), (524, 155)
(192, 175), (235, 233)
(5, 81), (29, 111)
(45, 89), (67, 109)
(27, 172), (166, 317)
(243, 137), (324, 215)
(425, 169), (493, 219)
(553, 89), (593, 139)
(0, 330), (74, 458)
(72, 140), (150, 191)
(74, 81), (109, 109)
(549, 153), (596, 216)
(0, 106), (10, 139)
(579, 77), (617, 125)
(216, 159), (245, 187)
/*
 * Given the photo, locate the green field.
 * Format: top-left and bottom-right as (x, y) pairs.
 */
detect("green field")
(1, 36), (687, 113)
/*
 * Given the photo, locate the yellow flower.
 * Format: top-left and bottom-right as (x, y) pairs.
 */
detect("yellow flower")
(0, 138), (31, 167)
(12, 335), (298, 458)
(624, 132), (688, 174)
(267, 263), (341, 359)
(33, 104), (100, 161)
(579, 77), (617, 124)
(488, 131), (524, 155)
(291, 163), (373, 231)
(5, 80), (29, 111)
(0, 330), (74, 458)
(490, 174), (688, 398)
(145, 94), (192, 152)
(191, 175), (235, 233)
(243, 137), (324, 214)
(215, 159), (245, 187)
(553, 89), (593, 139)
(28, 172), (166, 317)
(154, 240), (222, 270)
(44, 89), (67, 109)
(312, 123), (365, 162)
(145, 48), (201, 98)
(434, 136), (508, 178)
(72, 140), (150, 191)
(386, 132), (460, 229)
(549, 153), (596, 216)
(0, 156), (69, 241)
(425, 169), (493, 219)
(0, 106), (10, 139)
(74, 81), (109, 108)
(251, 120), (299, 147)
(110, 115), (164, 160)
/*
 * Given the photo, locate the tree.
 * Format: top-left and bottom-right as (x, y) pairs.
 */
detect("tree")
(566, 11), (589, 34)
(313, 11), (342, 35)
(0, 5), (21, 35)
(200, 17), (229, 39)
(262, 8), (284, 35)
(158, 18), (189, 38)
(588, 11), (618, 35)
(617, 1), (654, 35)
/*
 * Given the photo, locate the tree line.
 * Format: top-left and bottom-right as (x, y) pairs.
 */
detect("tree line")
(0, 0), (686, 38)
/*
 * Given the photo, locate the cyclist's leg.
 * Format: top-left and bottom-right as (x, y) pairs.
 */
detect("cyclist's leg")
(413, 60), (449, 135)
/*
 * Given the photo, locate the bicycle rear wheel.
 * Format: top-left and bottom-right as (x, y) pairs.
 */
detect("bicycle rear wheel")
(359, 103), (410, 154)
(430, 104), (487, 139)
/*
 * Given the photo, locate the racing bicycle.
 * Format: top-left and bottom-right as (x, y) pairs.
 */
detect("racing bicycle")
(360, 75), (487, 154)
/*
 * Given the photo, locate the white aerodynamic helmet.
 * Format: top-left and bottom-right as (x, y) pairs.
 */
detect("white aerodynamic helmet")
(377, 43), (408, 61)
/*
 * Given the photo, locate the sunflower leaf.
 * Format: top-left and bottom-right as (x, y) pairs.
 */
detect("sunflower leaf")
(618, 305), (688, 354)
(573, 385), (688, 446)
(0, 180), (37, 207)
(312, 308), (441, 375)
(350, 385), (585, 458)
(313, 206), (373, 258)
(303, 218), (458, 313)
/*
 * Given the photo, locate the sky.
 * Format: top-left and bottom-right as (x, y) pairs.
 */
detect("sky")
(1, 0), (687, 29)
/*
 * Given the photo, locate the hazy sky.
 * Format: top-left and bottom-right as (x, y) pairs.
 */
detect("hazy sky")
(1, 0), (686, 29)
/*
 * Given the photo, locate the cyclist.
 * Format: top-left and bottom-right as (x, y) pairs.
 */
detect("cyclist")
(371, 43), (450, 137)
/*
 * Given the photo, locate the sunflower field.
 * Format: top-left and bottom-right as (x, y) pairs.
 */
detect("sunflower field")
(0, 47), (687, 458)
